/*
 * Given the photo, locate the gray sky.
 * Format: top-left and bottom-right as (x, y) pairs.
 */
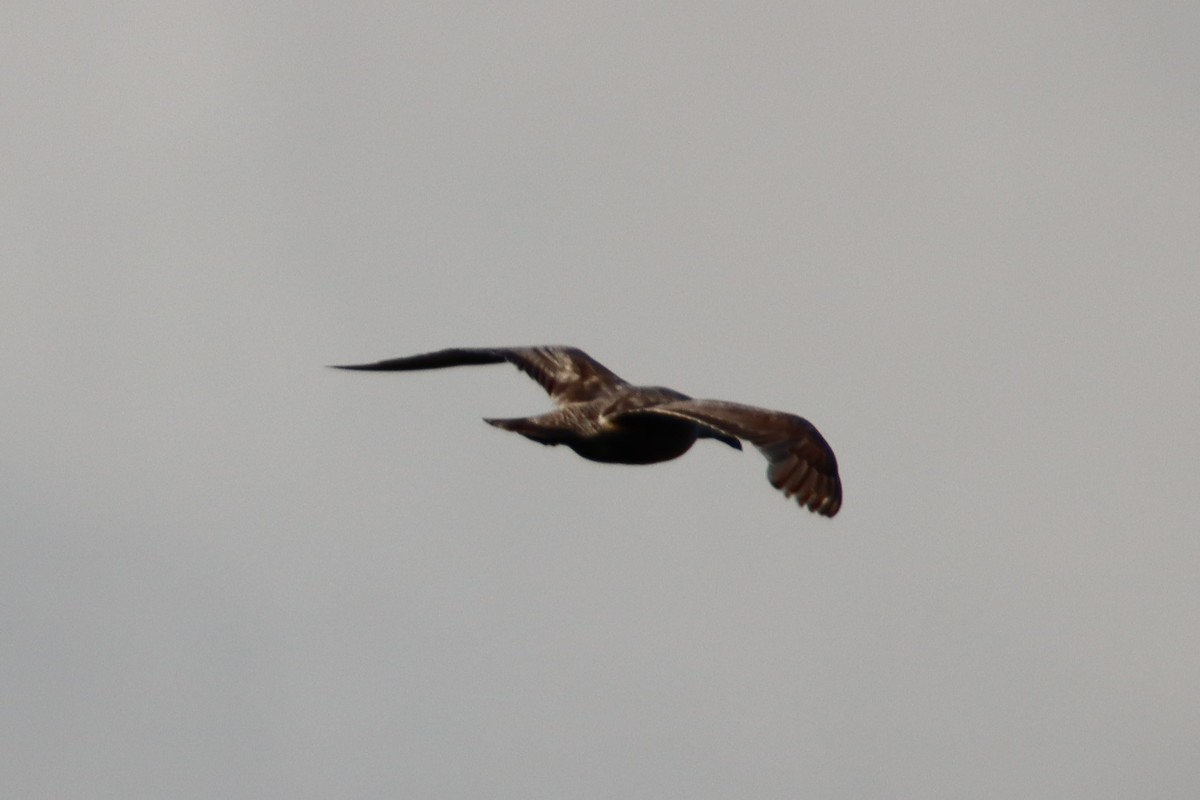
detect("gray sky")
(4, 2), (1198, 798)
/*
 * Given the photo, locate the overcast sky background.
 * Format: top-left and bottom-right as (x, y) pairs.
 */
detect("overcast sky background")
(4, 2), (1198, 798)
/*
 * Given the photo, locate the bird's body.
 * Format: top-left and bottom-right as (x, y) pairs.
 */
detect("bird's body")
(333, 346), (842, 516)
(486, 386), (714, 465)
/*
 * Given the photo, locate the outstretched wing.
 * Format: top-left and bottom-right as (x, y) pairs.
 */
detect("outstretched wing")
(331, 346), (628, 404)
(621, 399), (842, 516)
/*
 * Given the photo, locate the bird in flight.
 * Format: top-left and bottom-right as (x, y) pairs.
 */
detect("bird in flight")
(332, 346), (841, 516)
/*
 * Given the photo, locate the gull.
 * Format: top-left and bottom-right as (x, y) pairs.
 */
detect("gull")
(332, 346), (842, 516)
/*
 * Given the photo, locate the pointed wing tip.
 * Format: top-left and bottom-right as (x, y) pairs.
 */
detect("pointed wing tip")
(816, 500), (841, 518)
(793, 498), (840, 518)
(806, 488), (842, 518)
(774, 471), (841, 517)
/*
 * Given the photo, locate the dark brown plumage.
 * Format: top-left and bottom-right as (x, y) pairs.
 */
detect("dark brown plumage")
(332, 346), (841, 516)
